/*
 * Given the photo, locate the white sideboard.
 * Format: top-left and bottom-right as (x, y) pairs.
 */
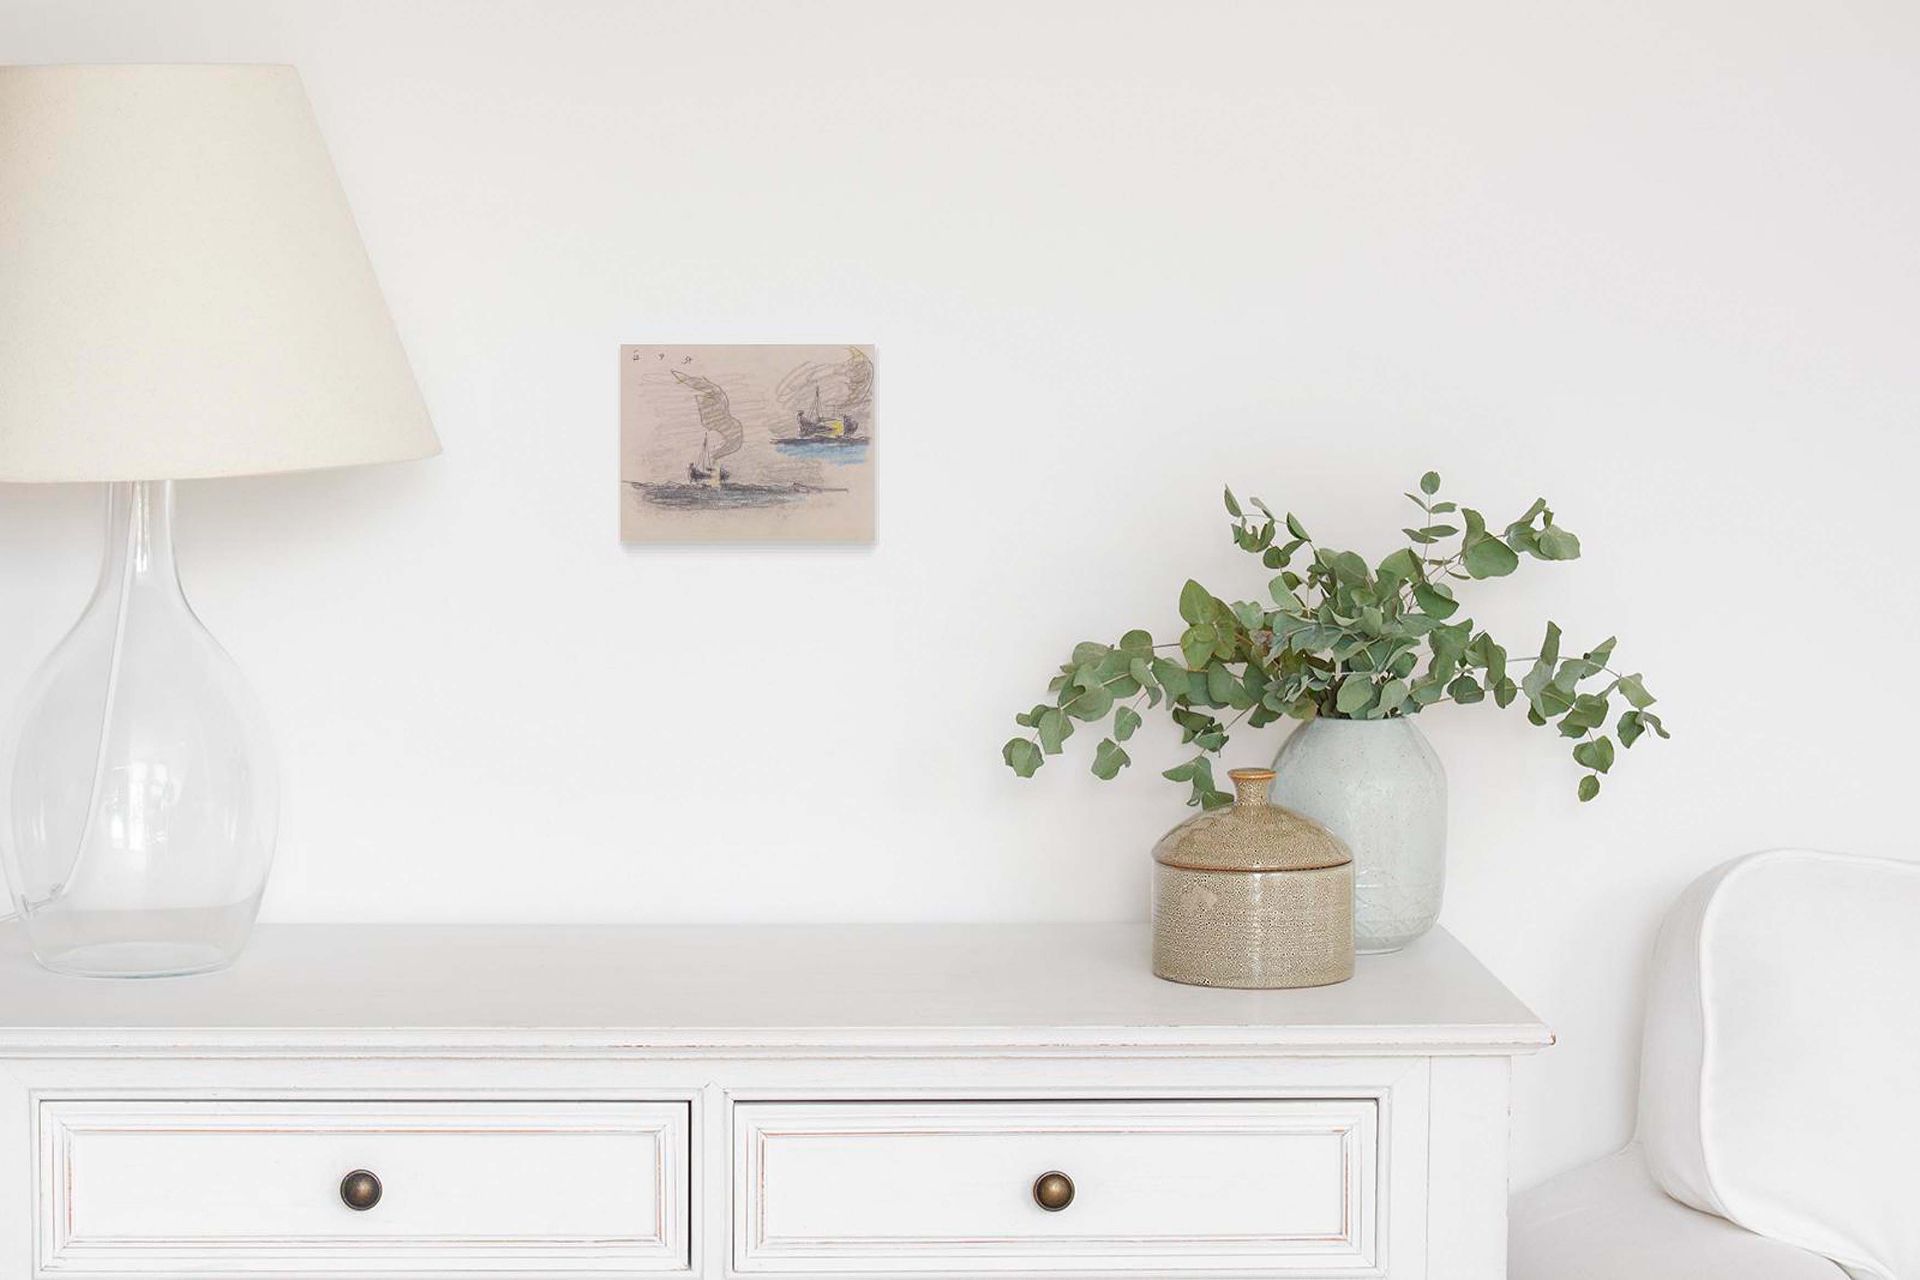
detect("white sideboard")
(0, 923), (1549, 1279)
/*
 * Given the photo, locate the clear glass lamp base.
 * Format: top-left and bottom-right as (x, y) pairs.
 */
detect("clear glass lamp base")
(2, 481), (277, 979)
(25, 904), (262, 979)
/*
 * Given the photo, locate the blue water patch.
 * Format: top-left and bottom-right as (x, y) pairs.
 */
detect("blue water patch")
(774, 440), (868, 464)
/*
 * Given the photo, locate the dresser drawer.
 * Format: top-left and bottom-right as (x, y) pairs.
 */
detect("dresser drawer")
(37, 1099), (690, 1275)
(733, 1099), (1378, 1274)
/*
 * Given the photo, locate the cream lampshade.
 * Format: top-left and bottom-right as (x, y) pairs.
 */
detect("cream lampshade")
(0, 65), (437, 977)
(0, 64), (437, 478)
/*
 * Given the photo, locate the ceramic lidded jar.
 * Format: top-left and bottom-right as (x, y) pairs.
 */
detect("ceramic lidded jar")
(1151, 767), (1355, 989)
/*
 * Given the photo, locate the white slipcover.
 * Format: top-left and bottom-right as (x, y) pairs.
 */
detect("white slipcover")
(1511, 1145), (1845, 1280)
(1637, 849), (1920, 1279)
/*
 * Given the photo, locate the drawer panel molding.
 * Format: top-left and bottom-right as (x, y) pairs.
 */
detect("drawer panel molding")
(37, 1099), (690, 1276)
(733, 1099), (1379, 1274)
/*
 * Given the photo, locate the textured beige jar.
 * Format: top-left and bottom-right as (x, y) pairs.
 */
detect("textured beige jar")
(1151, 768), (1355, 989)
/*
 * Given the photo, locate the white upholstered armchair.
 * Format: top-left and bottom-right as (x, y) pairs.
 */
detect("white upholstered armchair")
(1511, 849), (1920, 1280)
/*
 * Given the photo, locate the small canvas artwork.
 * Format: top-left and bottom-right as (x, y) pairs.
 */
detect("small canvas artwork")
(620, 344), (875, 543)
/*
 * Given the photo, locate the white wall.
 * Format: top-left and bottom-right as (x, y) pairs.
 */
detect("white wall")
(2, 0), (1916, 1190)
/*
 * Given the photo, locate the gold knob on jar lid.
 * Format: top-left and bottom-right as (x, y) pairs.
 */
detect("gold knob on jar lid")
(1032, 1170), (1074, 1211)
(340, 1169), (382, 1211)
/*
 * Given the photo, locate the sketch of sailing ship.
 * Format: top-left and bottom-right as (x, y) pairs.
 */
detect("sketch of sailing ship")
(620, 344), (875, 542)
(785, 385), (863, 443)
(676, 369), (741, 485)
(626, 363), (844, 512)
(772, 347), (873, 462)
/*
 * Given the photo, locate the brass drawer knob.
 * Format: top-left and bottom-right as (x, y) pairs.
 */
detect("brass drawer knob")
(1032, 1170), (1074, 1212)
(340, 1169), (382, 1211)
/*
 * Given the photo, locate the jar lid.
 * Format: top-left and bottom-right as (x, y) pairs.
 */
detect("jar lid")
(1151, 767), (1351, 873)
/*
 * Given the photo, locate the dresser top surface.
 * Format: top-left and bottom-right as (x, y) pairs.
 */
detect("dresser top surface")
(0, 922), (1549, 1055)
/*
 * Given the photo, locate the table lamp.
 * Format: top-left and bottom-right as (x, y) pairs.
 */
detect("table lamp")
(0, 65), (438, 977)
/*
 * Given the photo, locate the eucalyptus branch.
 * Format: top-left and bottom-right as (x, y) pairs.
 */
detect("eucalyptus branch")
(1003, 472), (1665, 804)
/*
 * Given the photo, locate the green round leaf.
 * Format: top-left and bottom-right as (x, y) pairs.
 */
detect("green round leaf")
(1003, 738), (1043, 778)
(1572, 735), (1616, 773)
(1536, 525), (1582, 560)
(1464, 538), (1520, 579)
(1179, 623), (1217, 670)
(1335, 676), (1376, 715)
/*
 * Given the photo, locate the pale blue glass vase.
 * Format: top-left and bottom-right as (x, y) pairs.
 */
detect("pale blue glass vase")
(1269, 717), (1447, 954)
(1, 481), (277, 977)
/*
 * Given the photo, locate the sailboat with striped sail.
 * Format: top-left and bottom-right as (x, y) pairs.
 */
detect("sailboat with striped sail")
(674, 368), (743, 485)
